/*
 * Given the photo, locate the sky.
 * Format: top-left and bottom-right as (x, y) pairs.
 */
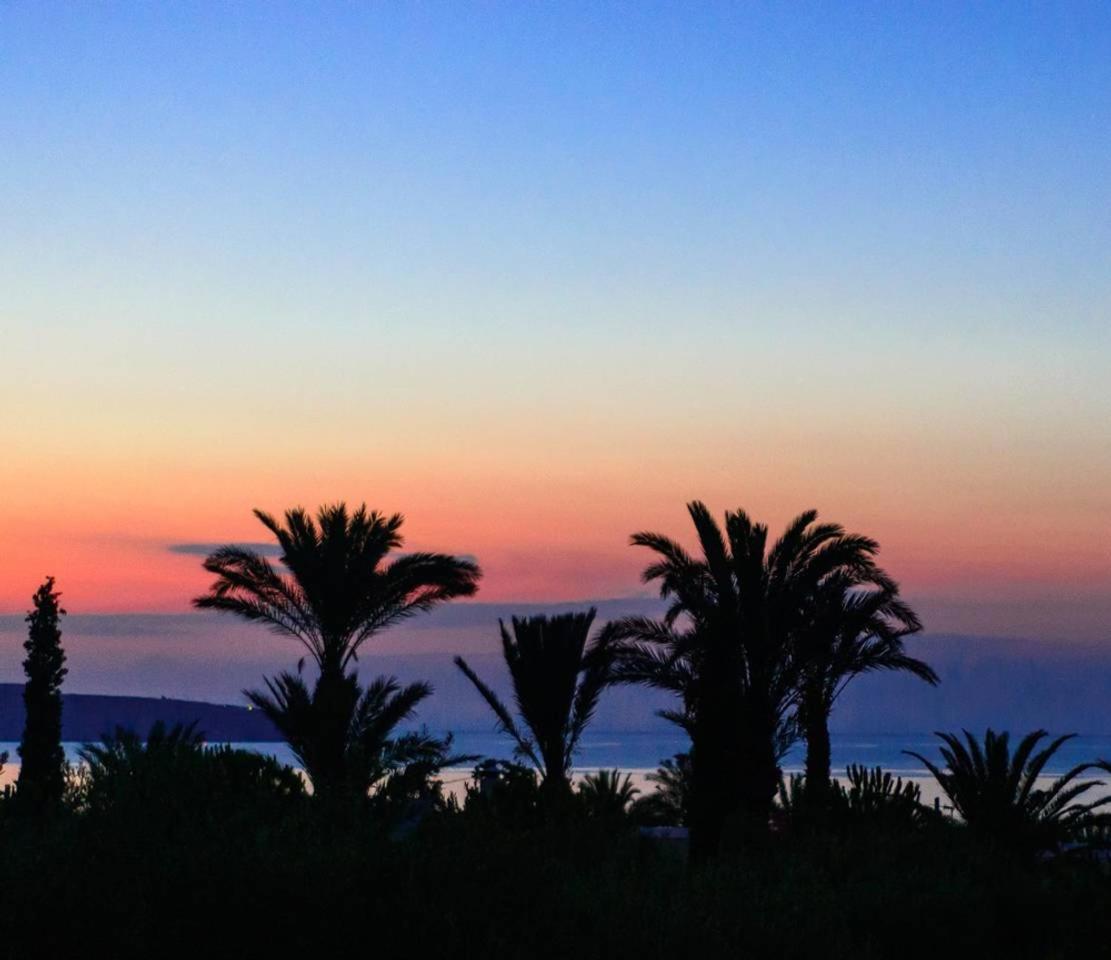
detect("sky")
(1, 3), (1109, 682)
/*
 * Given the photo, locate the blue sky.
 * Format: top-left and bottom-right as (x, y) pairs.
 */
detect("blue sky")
(1, 3), (1109, 628)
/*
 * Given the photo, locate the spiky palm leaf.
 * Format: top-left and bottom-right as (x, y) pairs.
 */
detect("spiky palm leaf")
(906, 729), (1111, 856)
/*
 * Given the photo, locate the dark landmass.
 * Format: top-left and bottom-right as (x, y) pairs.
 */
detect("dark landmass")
(0, 684), (278, 742)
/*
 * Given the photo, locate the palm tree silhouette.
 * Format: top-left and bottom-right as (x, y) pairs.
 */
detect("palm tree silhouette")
(194, 504), (480, 673)
(906, 729), (1111, 858)
(454, 609), (613, 801)
(246, 671), (455, 798)
(194, 503), (480, 795)
(630, 753), (692, 826)
(578, 769), (639, 820)
(607, 501), (888, 857)
(796, 573), (934, 804)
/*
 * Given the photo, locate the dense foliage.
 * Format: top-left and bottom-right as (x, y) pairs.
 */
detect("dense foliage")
(1, 767), (1110, 958)
(5, 502), (1109, 956)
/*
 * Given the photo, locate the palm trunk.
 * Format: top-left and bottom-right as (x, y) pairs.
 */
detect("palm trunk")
(736, 704), (779, 836)
(801, 686), (832, 807)
(688, 665), (747, 862)
(804, 710), (832, 805)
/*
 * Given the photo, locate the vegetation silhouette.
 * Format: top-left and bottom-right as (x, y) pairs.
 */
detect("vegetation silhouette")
(454, 609), (614, 803)
(907, 729), (1111, 859)
(577, 769), (639, 820)
(777, 764), (931, 834)
(193, 503), (480, 797)
(245, 670), (461, 804)
(629, 752), (692, 826)
(17, 577), (68, 813)
(606, 502), (893, 858)
(7, 499), (1111, 955)
(795, 571), (935, 805)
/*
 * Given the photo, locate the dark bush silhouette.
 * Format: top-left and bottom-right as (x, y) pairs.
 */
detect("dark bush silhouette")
(778, 765), (931, 832)
(17, 577), (68, 813)
(75, 721), (305, 829)
(462, 759), (543, 826)
(454, 609), (614, 801)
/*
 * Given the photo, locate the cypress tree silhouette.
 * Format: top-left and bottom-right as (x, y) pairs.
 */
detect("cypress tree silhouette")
(18, 577), (68, 811)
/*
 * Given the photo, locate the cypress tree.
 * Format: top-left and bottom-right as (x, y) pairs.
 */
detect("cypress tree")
(18, 577), (68, 811)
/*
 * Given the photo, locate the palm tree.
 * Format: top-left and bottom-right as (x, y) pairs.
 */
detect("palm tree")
(630, 753), (692, 826)
(454, 609), (613, 800)
(906, 729), (1111, 857)
(607, 501), (888, 857)
(578, 769), (639, 820)
(796, 574), (934, 804)
(246, 670), (456, 799)
(194, 503), (481, 674)
(194, 503), (480, 796)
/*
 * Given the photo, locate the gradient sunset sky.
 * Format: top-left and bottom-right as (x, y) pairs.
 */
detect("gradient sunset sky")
(2, 3), (1109, 646)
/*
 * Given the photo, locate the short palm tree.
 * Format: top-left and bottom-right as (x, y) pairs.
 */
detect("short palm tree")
(194, 503), (480, 795)
(578, 769), (639, 819)
(608, 501), (886, 857)
(454, 609), (613, 799)
(630, 753), (692, 826)
(247, 670), (455, 799)
(796, 574), (934, 804)
(906, 729), (1111, 857)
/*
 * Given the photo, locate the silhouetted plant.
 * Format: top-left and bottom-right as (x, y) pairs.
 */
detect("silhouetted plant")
(796, 573), (934, 805)
(906, 729), (1111, 857)
(194, 503), (481, 673)
(76, 721), (304, 823)
(778, 765), (928, 832)
(246, 670), (458, 800)
(835, 764), (925, 820)
(17, 577), (68, 813)
(630, 753), (692, 827)
(578, 769), (639, 820)
(463, 759), (543, 826)
(194, 503), (480, 796)
(454, 609), (614, 800)
(607, 503), (885, 857)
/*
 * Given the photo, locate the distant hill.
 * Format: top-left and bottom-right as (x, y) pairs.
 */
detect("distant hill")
(0, 685), (279, 742)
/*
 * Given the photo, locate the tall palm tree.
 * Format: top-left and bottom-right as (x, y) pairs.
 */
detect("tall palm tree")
(246, 670), (454, 799)
(906, 729), (1111, 858)
(454, 609), (613, 800)
(194, 503), (480, 795)
(796, 573), (934, 804)
(194, 503), (480, 674)
(607, 501), (888, 858)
